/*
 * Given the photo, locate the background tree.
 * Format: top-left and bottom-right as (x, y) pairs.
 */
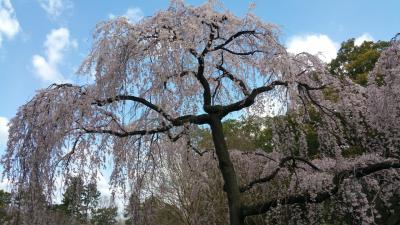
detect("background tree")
(91, 206), (118, 225)
(53, 176), (100, 224)
(2, 1), (400, 225)
(91, 197), (119, 225)
(196, 117), (274, 152)
(0, 190), (12, 224)
(329, 38), (389, 85)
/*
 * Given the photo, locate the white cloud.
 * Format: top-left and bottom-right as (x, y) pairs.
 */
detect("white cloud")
(0, 0), (20, 47)
(0, 116), (9, 148)
(354, 33), (374, 46)
(32, 27), (77, 83)
(0, 178), (10, 191)
(109, 7), (143, 23)
(38, 0), (72, 18)
(287, 34), (339, 63)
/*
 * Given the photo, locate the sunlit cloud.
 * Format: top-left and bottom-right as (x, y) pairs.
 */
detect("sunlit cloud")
(354, 33), (374, 46)
(287, 34), (339, 63)
(32, 27), (77, 83)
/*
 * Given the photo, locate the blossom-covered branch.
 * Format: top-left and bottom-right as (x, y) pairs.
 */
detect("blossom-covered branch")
(241, 160), (400, 217)
(240, 156), (320, 193)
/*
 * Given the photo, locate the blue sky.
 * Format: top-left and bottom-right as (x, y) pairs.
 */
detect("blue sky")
(0, 0), (399, 186)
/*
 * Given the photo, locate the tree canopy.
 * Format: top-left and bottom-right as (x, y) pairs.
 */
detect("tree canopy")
(1, 1), (400, 225)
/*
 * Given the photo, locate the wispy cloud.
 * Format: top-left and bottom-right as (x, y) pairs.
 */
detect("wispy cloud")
(354, 33), (374, 46)
(32, 27), (77, 83)
(0, 116), (9, 148)
(38, 0), (73, 18)
(109, 7), (143, 23)
(0, 0), (20, 47)
(287, 34), (339, 63)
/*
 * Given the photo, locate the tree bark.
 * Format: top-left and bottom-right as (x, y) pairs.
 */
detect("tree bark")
(209, 115), (243, 225)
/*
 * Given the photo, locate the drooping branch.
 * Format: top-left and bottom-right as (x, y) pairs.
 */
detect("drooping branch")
(240, 168), (280, 193)
(216, 65), (250, 96)
(81, 124), (174, 138)
(80, 112), (210, 138)
(211, 30), (256, 51)
(221, 80), (288, 116)
(94, 95), (175, 121)
(241, 160), (400, 217)
(94, 94), (210, 125)
(220, 48), (264, 56)
(240, 156), (320, 193)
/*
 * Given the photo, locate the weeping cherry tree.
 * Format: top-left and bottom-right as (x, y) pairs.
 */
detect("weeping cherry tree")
(2, 1), (400, 225)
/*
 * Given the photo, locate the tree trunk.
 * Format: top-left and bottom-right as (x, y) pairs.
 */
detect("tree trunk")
(209, 115), (243, 225)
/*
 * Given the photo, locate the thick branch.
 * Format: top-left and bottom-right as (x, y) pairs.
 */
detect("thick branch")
(221, 80), (288, 116)
(172, 113), (210, 126)
(190, 49), (212, 111)
(95, 95), (174, 122)
(241, 160), (400, 217)
(211, 30), (256, 51)
(221, 48), (264, 56)
(81, 125), (174, 138)
(81, 113), (209, 137)
(94, 95), (210, 126)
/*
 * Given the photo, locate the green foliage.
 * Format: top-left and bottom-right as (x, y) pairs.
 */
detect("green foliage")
(196, 117), (274, 152)
(374, 73), (386, 86)
(194, 112), (324, 159)
(305, 124), (320, 158)
(341, 145), (365, 158)
(329, 38), (389, 86)
(91, 206), (118, 225)
(0, 190), (12, 223)
(322, 87), (340, 102)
